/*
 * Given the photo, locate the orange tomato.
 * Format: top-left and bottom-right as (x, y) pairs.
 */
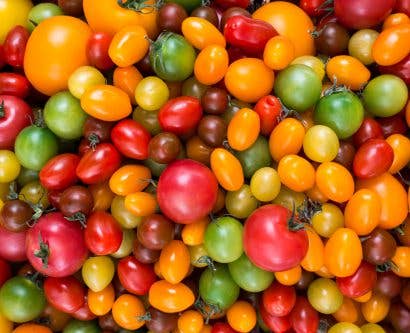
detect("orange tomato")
(372, 24), (410, 66)
(253, 1), (315, 57)
(333, 297), (361, 324)
(391, 246), (410, 277)
(148, 280), (195, 313)
(386, 134), (410, 174)
(112, 294), (146, 330)
(227, 108), (260, 151)
(159, 240), (191, 284)
(361, 293), (390, 323)
(210, 148), (244, 191)
(12, 324), (52, 333)
(182, 17), (225, 50)
(224, 58), (274, 103)
(113, 66), (143, 105)
(274, 265), (302, 286)
(315, 265), (335, 279)
(269, 118), (305, 162)
(301, 228), (325, 272)
(405, 100), (410, 127)
(383, 13), (410, 29)
(24, 16), (92, 96)
(194, 45), (229, 85)
(277, 154), (315, 192)
(344, 189), (381, 236)
(200, 325), (212, 333)
(178, 310), (204, 333)
(263, 35), (295, 70)
(182, 217), (210, 246)
(354, 290), (373, 303)
(324, 228), (363, 277)
(356, 172), (408, 229)
(124, 191), (157, 217)
(81, 84), (132, 121)
(109, 165), (151, 196)
(88, 284), (115, 316)
(326, 55), (371, 90)
(0, 311), (12, 333)
(89, 181), (115, 211)
(227, 301), (257, 333)
(316, 162), (354, 203)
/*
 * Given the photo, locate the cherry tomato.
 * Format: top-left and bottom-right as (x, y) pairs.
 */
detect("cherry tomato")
(159, 240), (190, 284)
(336, 261), (377, 298)
(392, 246), (410, 277)
(112, 294), (146, 330)
(113, 66), (143, 104)
(290, 296), (319, 333)
(86, 32), (115, 71)
(227, 301), (256, 333)
(82, 256), (115, 292)
(0, 73), (30, 98)
(361, 293), (390, 323)
(182, 17), (225, 50)
(88, 284), (115, 316)
(109, 164), (151, 196)
(301, 228), (325, 272)
(194, 45), (229, 86)
(117, 256), (156, 295)
(211, 148), (244, 192)
(278, 154), (315, 193)
(178, 310), (204, 333)
(227, 108), (260, 151)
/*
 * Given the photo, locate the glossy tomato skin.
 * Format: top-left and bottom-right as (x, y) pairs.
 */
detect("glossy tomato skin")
(214, 0), (250, 9)
(379, 54), (410, 85)
(260, 302), (292, 333)
(0, 73), (30, 98)
(299, 0), (328, 17)
(353, 118), (384, 147)
(0, 226), (26, 262)
(157, 159), (218, 223)
(76, 143), (121, 184)
(290, 296), (319, 333)
(0, 95), (33, 149)
(336, 261), (377, 298)
(0, 258), (11, 287)
(26, 212), (88, 277)
(262, 281), (296, 317)
(3, 25), (29, 68)
(254, 95), (281, 136)
(244, 204), (308, 272)
(212, 322), (238, 333)
(86, 32), (115, 71)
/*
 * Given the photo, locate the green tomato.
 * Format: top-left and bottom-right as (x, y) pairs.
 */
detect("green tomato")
(199, 264), (240, 310)
(111, 195), (142, 229)
(14, 125), (58, 171)
(150, 32), (196, 82)
(274, 64), (322, 112)
(82, 256), (115, 292)
(225, 184), (259, 219)
(228, 253), (274, 292)
(328, 322), (361, 333)
(204, 216), (243, 263)
(44, 91), (88, 140)
(360, 323), (385, 333)
(250, 167), (281, 202)
(363, 74), (408, 117)
(143, 158), (167, 178)
(63, 319), (101, 333)
(0, 276), (46, 323)
(303, 125), (339, 163)
(132, 107), (161, 136)
(165, 0), (202, 12)
(28, 3), (63, 31)
(0, 150), (21, 183)
(307, 278), (343, 314)
(236, 136), (271, 179)
(314, 91), (364, 139)
(135, 76), (169, 111)
(111, 228), (135, 259)
(181, 76), (207, 100)
(16, 167), (38, 187)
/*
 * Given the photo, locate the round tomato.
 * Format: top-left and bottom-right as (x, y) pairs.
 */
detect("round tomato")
(289, 296), (319, 333)
(68, 66), (106, 99)
(336, 261), (377, 298)
(0, 150), (21, 183)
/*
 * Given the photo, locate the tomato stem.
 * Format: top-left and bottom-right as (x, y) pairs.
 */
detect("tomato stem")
(394, 225), (405, 236)
(65, 212), (87, 228)
(136, 312), (151, 322)
(6, 182), (19, 200)
(297, 198), (322, 224)
(196, 255), (216, 271)
(0, 101), (5, 118)
(376, 261), (398, 273)
(194, 296), (221, 324)
(34, 109), (46, 128)
(287, 203), (306, 232)
(88, 133), (100, 151)
(34, 233), (50, 268)
(117, 0), (163, 12)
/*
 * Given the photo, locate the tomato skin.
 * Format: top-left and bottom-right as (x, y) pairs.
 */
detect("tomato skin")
(211, 148), (244, 191)
(299, 0), (327, 17)
(254, 95), (281, 136)
(262, 281), (296, 317)
(289, 296), (319, 333)
(379, 54), (410, 85)
(278, 155), (315, 193)
(244, 204), (308, 272)
(86, 32), (115, 71)
(0, 226), (26, 262)
(0, 258), (11, 288)
(260, 302), (292, 333)
(214, 0), (250, 9)
(336, 261), (377, 298)
(353, 118), (384, 147)
(3, 25), (29, 68)
(159, 240), (190, 284)
(182, 17), (225, 50)
(0, 73), (30, 98)
(392, 246), (410, 277)
(227, 108), (260, 151)
(76, 143), (121, 185)
(194, 45), (229, 86)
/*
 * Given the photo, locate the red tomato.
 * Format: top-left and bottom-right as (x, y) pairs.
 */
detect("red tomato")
(86, 32), (115, 71)
(212, 322), (238, 333)
(378, 114), (407, 137)
(0, 45), (5, 70)
(379, 54), (410, 85)
(395, 0), (410, 16)
(117, 256), (157, 296)
(262, 281), (296, 317)
(254, 95), (281, 136)
(3, 25), (30, 68)
(299, 0), (329, 17)
(213, 0), (250, 9)
(289, 296), (319, 333)
(336, 261), (377, 298)
(0, 73), (30, 98)
(157, 159), (218, 224)
(260, 302), (292, 333)
(353, 118), (384, 147)
(0, 226), (26, 262)
(243, 204), (308, 272)
(71, 295), (96, 321)
(0, 258), (11, 287)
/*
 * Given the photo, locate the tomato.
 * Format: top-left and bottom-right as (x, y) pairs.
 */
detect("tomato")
(182, 17), (225, 50)
(112, 294), (145, 330)
(307, 278), (343, 314)
(0, 226), (27, 262)
(227, 108), (260, 151)
(13, 323), (52, 333)
(379, 53), (410, 85)
(211, 148), (244, 191)
(348, 29), (379, 66)
(0, 73), (30, 98)
(301, 228), (325, 272)
(262, 281), (296, 317)
(86, 32), (115, 71)
(68, 66), (106, 100)
(3, 26), (29, 68)
(250, 167), (281, 202)
(135, 76), (169, 111)
(387, 134), (410, 173)
(27, 2), (63, 30)
(263, 35), (295, 71)
(0, 276), (46, 323)
(303, 125), (339, 163)
(226, 301), (256, 333)
(111, 195), (142, 229)
(391, 246), (410, 277)
(328, 323), (361, 333)
(26, 212), (88, 277)
(278, 154), (315, 193)
(87, 284), (114, 316)
(253, 1), (315, 57)
(361, 293), (390, 323)
(109, 164), (151, 196)
(236, 136), (271, 179)
(0, 258), (11, 288)
(353, 118), (384, 147)
(0, 0), (32, 44)
(290, 296), (319, 333)
(336, 261), (377, 298)
(62, 319), (100, 333)
(194, 45), (229, 86)
(146, 307), (178, 333)
(149, 280), (195, 313)
(360, 323), (386, 333)
(0, 150), (21, 183)
(315, 22), (349, 57)
(181, 217), (208, 246)
(300, 0), (328, 16)
(332, 296), (361, 323)
(253, 95), (281, 136)
(39, 154), (79, 191)
(214, 0), (249, 9)
(82, 256), (114, 292)
(291, 55), (325, 80)
(159, 240), (190, 284)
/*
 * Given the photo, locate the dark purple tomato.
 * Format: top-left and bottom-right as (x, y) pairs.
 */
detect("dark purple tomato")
(191, 6), (219, 27)
(334, 141), (356, 170)
(401, 281), (410, 309)
(133, 238), (161, 264)
(99, 312), (121, 332)
(58, 0), (83, 16)
(83, 117), (114, 143)
(314, 22), (350, 56)
(201, 87), (229, 115)
(362, 228), (397, 265)
(137, 213), (175, 250)
(58, 185), (94, 217)
(186, 136), (213, 166)
(375, 271), (402, 298)
(157, 3), (188, 33)
(197, 115), (227, 147)
(148, 132), (182, 164)
(389, 302), (410, 333)
(0, 199), (33, 232)
(377, 114), (407, 137)
(146, 307), (178, 333)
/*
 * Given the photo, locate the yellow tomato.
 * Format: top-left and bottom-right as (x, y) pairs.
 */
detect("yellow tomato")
(250, 167), (281, 202)
(0, 150), (21, 183)
(68, 66), (106, 99)
(82, 256), (115, 292)
(0, 0), (32, 44)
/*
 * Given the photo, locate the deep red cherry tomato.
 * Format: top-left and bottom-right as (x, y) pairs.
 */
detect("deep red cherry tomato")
(377, 114), (407, 137)
(158, 96), (203, 136)
(0, 45), (5, 70)
(353, 138), (394, 179)
(0, 95), (33, 149)
(26, 212), (88, 277)
(336, 261), (377, 298)
(212, 322), (238, 333)
(299, 0), (328, 17)
(3, 25), (30, 68)
(111, 119), (151, 160)
(83, 117), (115, 143)
(71, 295), (97, 321)
(84, 211), (123, 255)
(157, 159), (218, 224)
(262, 281), (296, 317)
(213, 0), (250, 9)
(0, 73), (30, 98)
(0, 226), (27, 262)
(76, 143), (121, 184)
(260, 301), (292, 333)
(379, 54), (410, 85)
(44, 276), (86, 314)
(254, 95), (281, 136)
(244, 204), (308, 272)
(0, 258), (11, 287)
(289, 296), (319, 333)
(117, 256), (157, 296)
(86, 32), (115, 71)
(39, 153), (80, 191)
(395, 0), (410, 16)
(353, 117), (384, 147)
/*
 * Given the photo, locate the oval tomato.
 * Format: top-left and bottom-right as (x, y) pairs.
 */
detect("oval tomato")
(211, 148), (244, 192)
(182, 17), (225, 50)
(159, 240), (190, 284)
(262, 281), (296, 317)
(194, 45), (229, 86)
(0, 73), (30, 99)
(227, 108), (260, 151)
(336, 261), (377, 298)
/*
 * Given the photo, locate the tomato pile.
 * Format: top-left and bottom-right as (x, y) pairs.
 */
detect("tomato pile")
(0, 0), (410, 332)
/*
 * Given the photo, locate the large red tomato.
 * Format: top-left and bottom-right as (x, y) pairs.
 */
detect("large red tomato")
(0, 226), (26, 262)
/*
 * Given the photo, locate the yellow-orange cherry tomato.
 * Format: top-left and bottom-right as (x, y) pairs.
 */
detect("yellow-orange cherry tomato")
(326, 55), (371, 90)
(372, 24), (410, 66)
(291, 56), (325, 80)
(12, 324), (52, 333)
(272, 186), (306, 211)
(269, 118), (305, 162)
(250, 167), (281, 202)
(316, 162), (354, 203)
(361, 293), (390, 323)
(124, 191), (157, 217)
(182, 17), (225, 50)
(225, 58), (274, 103)
(227, 108), (260, 151)
(274, 265), (302, 286)
(386, 134), (410, 173)
(200, 325), (212, 333)
(113, 66), (143, 105)
(178, 310), (204, 333)
(324, 228), (363, 278)
(68, 66), (106, 99)
(159, 240), (191, 284)
(405, 100), (410, 127)
(333, 297), (361, 324)
(210, 148), (244, 191)
(301, 228), (325, 272)
(194, 45), (229, 85)
(89, 181), (115, 211)
(391, 246), (410, 277)
(182, 217), (210, 246)
(311, 203), (344, 238)
(315, 265), (335, 279)
(344, 189), (382, 236)
(88, 284), (115, 316)
(109, 165), (151, 196)
(81, 84), (132, 121)
(383, 13), (410, 29)
(306, 184), (328, 203)
(263, 35), (295, 70)
(277, 154), (315, 192)
(112, 294), (146, 330)
(354, 291), (373, 303)
(148, 280), (195, 313)
(303, 125), (340, 163)
(227, 301), (257, 333)
(356, 172), (408, 229)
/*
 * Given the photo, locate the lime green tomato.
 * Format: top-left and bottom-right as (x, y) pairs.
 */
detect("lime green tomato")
(82, 256), (115, 292)
(204, 216), (243, 263)
(199, 264), (240, 310)
(132, 107), (161, 136)
(307, 278), (343, 314)
(111, 195), (142, 229)
(274, 64), (322, 112)
(165, 0), (202, 12)
(28, 3), (63, 31)
(250, 167), (281, 202)
(360, 323), (386, 333)
(44, 91), (88, 140)
(225, 184), (259, 219)
(14, 125), (58, 171)
(0, 150), (21, 183)
(63, 319), (101, 333)
(303, 125), (339, 162)
(111, 228), (135, 259)
(135, 76), (170, 111)
(150, 32), (196, 82)
(328, 322), (361, 333)
(314, 91), (364, 139)
(68, 66), (106, 99)
(181, 77), (208, 100)
(235, 136), (271, 179)
(0, 276), (46, 323)
(363, 74), (408, 117)
(17, 167), (38, 187)
(228, 253), (274, 292)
